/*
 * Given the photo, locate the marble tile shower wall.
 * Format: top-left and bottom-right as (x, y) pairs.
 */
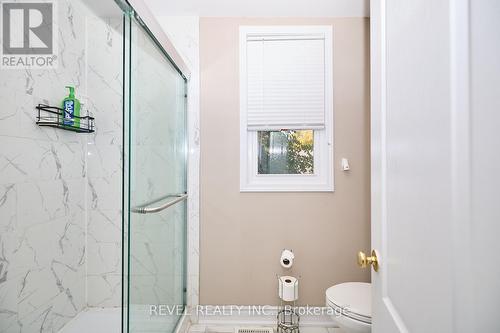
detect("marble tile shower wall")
(0, 0), (123, 332)
(85, 15), (123, 308)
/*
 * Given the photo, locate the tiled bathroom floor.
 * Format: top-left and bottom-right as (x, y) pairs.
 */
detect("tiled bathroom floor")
(58, 310), (342, 333)
(189, 325), (343, 333)
(58, 306), (180, 333)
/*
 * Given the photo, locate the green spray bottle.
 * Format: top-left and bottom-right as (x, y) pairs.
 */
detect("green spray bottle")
(62, 86), (80, 127)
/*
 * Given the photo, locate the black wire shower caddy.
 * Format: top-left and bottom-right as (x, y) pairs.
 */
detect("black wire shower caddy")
(35, 104), (95, 133)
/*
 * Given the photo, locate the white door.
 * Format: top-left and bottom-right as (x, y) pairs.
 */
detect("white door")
(370, 1), (500, 332)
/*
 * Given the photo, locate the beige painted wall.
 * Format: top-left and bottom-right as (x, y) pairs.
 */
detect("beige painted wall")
(200, 17), (370, 306)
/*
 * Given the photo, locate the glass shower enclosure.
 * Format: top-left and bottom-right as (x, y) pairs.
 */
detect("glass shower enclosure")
(120, 4), (188, 333)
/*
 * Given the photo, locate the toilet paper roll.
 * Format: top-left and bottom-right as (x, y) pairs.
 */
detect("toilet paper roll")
(278, 276), (299, 302)
(280, 249), (295, 269)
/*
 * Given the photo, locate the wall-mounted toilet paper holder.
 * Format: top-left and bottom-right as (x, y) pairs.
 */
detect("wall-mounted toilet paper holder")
(280, 249), (295, 269)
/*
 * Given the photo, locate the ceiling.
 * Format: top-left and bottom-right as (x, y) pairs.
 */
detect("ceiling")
(143, 0), (369, 17)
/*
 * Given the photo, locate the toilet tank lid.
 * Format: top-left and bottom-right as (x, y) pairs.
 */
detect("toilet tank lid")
(326, 282), (371, 318)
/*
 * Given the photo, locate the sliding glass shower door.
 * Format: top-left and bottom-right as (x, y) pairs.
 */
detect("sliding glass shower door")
(123, 13), (187, 333)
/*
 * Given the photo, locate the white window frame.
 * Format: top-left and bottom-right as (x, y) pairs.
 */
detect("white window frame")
(239, 26), (334, 192)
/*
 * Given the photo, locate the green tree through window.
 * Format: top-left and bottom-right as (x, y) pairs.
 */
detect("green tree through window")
(258, 130), (314, 174)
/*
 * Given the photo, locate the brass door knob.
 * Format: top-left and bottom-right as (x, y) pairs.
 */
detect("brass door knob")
(357, 250), (379, 272)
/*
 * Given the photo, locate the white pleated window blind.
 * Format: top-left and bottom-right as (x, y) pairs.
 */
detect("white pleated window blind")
(245, 34), (326, 131)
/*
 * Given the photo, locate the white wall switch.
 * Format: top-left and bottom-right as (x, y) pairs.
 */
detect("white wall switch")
(341, 158), (350, 171)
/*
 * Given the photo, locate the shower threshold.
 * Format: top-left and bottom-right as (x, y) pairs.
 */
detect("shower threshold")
(58, 306), (183, 332)
(58, 307), (121, 333)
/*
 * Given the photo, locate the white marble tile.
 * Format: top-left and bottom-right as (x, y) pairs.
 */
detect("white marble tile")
(18, 282), (85, 333)
(0, 137), (58, 184)
(86, 240), (121, 276)
(87, 143), (122, 180)
(83, 8), (124, 309)
(186, 18), (201, 311)
(0, 88), (22, 139)
(17, 267), (66, 318)
(13, 214), (85, 272)
(87, 274), (122, 307)
(0, 183), (16, 230)
(88, 209), (122, 243)
(0, 0), (125, 327)
(87, 174), (122, 211)
(0, 277), (20, 331)
(8, 215), (86, 326)
(84, 47), (123, 145)
(16, 178), (85, 228)
(86, 17), (123, 94)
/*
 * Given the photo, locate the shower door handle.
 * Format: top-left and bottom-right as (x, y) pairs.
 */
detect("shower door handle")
(131, 193), (188, 214)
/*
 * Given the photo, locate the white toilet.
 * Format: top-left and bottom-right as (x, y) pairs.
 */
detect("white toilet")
(325, 282), (371, 333)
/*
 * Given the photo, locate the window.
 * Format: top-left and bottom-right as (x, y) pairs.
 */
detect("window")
(240, 26), (334, 192)
(258, 130), (314, 175)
